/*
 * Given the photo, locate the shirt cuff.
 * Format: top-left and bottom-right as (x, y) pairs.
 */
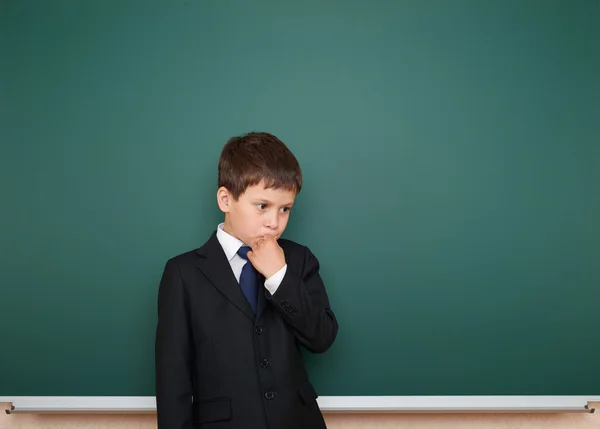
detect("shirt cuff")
(264, 264), (287, 295)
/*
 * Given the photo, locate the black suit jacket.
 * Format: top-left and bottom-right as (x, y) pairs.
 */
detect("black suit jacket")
(155, 231), (339, 429)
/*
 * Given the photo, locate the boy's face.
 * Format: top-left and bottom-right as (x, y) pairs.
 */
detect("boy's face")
(217, 180), (296, 247)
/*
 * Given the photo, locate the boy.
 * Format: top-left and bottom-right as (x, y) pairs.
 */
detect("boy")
(155, 132), (339, 429)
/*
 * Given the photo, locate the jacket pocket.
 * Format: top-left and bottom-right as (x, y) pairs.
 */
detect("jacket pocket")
(193, 397), (231, 424)
(298, 381), (318, 404)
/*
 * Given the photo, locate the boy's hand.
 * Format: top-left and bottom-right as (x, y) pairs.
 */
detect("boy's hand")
(247, 235), (285, 279)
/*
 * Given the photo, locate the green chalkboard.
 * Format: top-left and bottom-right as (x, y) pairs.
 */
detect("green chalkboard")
(1, 0), (599, 396)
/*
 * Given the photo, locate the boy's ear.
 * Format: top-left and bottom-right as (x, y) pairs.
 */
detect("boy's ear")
(217, 186), (233, 213)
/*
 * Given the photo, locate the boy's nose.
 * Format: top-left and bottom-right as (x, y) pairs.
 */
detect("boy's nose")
(264, 210), (279, 229)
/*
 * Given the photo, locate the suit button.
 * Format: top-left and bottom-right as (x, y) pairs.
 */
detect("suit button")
(265, 391), (275, 400)
(255, 326), (263, 335)
(261, 358), (269, 368)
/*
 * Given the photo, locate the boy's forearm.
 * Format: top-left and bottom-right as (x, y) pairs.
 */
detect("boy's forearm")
(266, 246), (338, 353)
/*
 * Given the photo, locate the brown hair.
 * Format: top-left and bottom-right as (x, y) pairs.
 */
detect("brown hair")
(218, 132), (303, 200)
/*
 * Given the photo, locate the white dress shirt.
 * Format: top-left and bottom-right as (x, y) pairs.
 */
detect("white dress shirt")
(215, 223), (286, 295)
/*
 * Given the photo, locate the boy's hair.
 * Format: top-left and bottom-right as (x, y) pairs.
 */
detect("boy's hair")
(218, 132), (303, 200)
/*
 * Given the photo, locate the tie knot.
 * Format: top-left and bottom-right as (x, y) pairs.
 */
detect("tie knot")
(237, 245), (251, 260)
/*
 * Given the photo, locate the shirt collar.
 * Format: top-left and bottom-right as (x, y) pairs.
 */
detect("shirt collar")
(216, 223), (246, 262)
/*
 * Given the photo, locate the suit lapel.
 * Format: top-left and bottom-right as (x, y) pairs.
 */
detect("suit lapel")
(256, 273), (268, 321)
(196, 232), (255, 321)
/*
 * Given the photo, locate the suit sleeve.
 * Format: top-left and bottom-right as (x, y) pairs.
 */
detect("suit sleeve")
(266, 246), (338, 353)
(155, 259), (194, 429)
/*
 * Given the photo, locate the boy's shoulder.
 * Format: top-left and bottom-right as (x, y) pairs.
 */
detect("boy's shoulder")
(279, 238), (325, 273)
(277, 237), (304, 251)
(162, 248), (199, 271)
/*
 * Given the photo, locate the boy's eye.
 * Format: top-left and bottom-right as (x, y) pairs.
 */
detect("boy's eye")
(258, 204), (267, 210)
(280, 207), (291, 214)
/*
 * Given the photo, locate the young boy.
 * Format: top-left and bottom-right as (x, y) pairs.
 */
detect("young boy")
(155, 132), (339, 429)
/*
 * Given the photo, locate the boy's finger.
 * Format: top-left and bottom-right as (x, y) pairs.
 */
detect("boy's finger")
(253, 237), (263, 247)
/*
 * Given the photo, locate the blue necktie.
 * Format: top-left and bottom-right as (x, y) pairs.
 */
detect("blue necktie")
(237, 246), (258, 313)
